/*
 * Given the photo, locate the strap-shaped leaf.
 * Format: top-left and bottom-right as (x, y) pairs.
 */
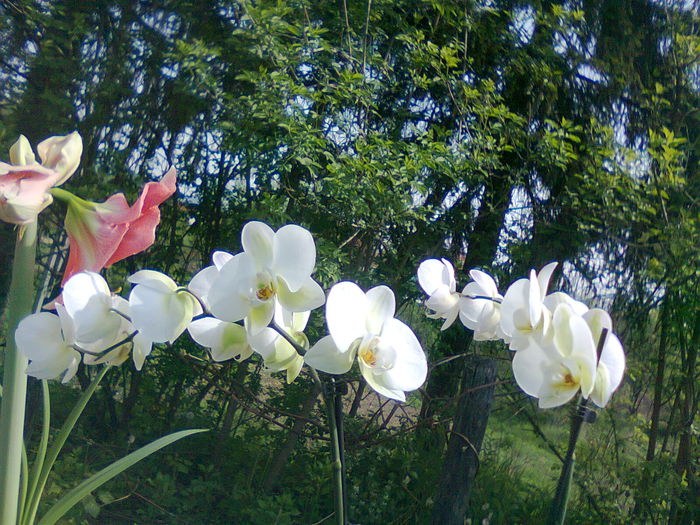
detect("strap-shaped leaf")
(37, 428), (207, 525)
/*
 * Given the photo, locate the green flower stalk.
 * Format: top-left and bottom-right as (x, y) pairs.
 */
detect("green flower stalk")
(0, 221), (38, 524)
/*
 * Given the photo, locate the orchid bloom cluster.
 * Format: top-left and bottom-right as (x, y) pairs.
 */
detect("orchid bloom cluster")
(12, 190), (428, 401)
(418, 259), (625, 409)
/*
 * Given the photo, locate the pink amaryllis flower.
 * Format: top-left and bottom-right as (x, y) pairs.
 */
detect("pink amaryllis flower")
(58, 167), (177, 283)
(0, 164), (63, 225)
(0, 132), (83, 225)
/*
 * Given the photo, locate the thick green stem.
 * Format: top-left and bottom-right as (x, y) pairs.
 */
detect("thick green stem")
(0, 222), (38, 525)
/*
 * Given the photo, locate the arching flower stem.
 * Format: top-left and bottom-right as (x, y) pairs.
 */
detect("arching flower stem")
(71, 332), (137, 359)
(460, 293), (503, 304)
(271, 322), (307, 356)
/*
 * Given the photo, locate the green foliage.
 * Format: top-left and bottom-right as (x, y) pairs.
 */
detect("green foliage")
(1, 0), (698, 523)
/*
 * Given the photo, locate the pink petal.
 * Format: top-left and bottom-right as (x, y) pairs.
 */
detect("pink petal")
(61, 168), (176, 282)
(104, 207), (161, 267)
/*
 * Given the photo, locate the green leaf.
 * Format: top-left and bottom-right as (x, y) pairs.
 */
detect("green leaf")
(37, 428), (208, 525)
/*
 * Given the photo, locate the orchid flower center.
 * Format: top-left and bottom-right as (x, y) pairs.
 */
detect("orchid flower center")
(357, 334), (396, 370)
(254, 271), (276, 302)
(552, 365), (579, 392)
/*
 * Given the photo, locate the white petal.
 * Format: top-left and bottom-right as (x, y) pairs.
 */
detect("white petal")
(291, 310), (310, 332)
(512, 345), (549, 397)
(552, 303), (575, 357)
(26, 351), (80, 383)
(326, 281), (367, 352)
(417, 259), (452, 295)
(129, 286), (194, 343)
(528, 269), (542, 328)
(538, 386), (579, 409)
(440, 258), (457, 292)
(459, 283), (488, 323)
(440, 306), (459, 330)
(359, 360), (407, 401)
(272, 224), (316, 292)
(63, 272), (121, 345)
(537, 262), (558, 300)
(207, 253), (256, 322)
(248, 326), (279, 360)
(543, 292), (589, 317)
(600, 332), (624, 391)
(378, 319), (427, 392)
(273, 302), (310, 333)
(187, 316), (225, 347)
(276, 276), (325, 313)
(63, 271), (110, 310)
(568, 315), (598, 397)
(246, 301), (275, 336)
(132, 334), (152, 371)
(188, 265), (218, 308)
(189, 317), (250, 362)
(267, 338), (300, 370)
(500, 279), (529, 338)
(241, 221), (274, 267)
(365, 285), (396, 334)
(590, 332), (625, 407)
(305, 335), (355, 374)
(425, 286), (459, 317)
(128, 270), (177, 292)
(212, 250), (233, 270)
(468, 269), (499, 297)
(583, 309), (613, 347)
(286, 355), (304, 383)
(55, 304), (76, 345)
(15, 312), (65, 360)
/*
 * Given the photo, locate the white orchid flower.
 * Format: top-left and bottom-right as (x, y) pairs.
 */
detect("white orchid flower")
(188, 317), (252, 363)
(305, 282), (427, 402)
(248, 303), (308, 383)
(207, 222), (326, 336)
(512, 303), (598, 408)
(80, 296), (153, 371)
(128, 270), (201, 344)
(62, 271), (123, 347)
(16, 305), (81, 383)
(188, 250), (233, 310)
(417, 258), (461, 330)
(499, 261), (558, 350)
(459, 269), (504, 340)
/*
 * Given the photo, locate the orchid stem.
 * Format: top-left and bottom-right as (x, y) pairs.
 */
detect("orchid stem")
(547, 328), (608, 525)
(274, 323), (347, 524)
(0, 221), (38, 525)
(271, 323), (306, 356)
(325, 377), (346, 525)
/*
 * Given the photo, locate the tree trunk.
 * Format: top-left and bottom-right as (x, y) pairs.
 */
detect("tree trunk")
(647, 297), (670, 461)
(668, 308), (699, 524)
(430, 355), (497, 525)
